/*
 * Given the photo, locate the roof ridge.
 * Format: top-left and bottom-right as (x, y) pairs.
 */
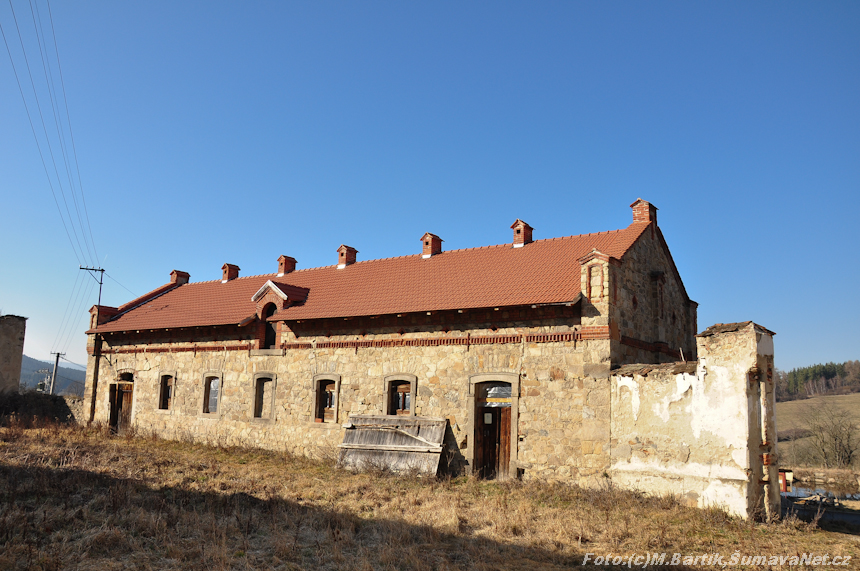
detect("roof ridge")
(182, 224), (638, 285)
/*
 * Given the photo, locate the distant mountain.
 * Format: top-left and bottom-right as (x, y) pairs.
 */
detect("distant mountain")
(19, 355), (86, 396)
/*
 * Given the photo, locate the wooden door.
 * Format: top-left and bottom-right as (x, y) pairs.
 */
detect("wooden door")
(110, 383), (133, 434)
(119, 384), (133, 434)
(475, 406), (511, 479)
(498, 406), (511, 478)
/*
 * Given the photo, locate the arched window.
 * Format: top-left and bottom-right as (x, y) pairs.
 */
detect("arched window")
(262, 303), (277, 349)
(203, 376), (220, 414)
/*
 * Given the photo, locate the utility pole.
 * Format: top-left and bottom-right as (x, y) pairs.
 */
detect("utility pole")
(80, 266), (105, 423)
(80, 266), (105, 321)
(49, 352), (65, 395)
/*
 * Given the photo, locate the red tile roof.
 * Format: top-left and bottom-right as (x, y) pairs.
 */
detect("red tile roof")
(89, 222), (650, 334)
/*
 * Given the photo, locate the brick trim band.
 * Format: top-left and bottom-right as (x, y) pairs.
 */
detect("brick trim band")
(94, 326), (612, 355)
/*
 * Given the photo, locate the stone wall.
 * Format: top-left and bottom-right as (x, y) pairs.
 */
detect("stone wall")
(84, 316), (779, 520)
(609, 225), (698, 365)
(62, 396), (86, 423)
(609, 322), (779, 520)
(85, 311), (615, 483)
(0, 315), (26, 394)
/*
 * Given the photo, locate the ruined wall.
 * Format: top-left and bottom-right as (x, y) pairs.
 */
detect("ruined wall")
(609, 225), (697, 365)
(0, 315), (26, 394)
(608, 322), (779, 520)
(85, 311), (614, 483)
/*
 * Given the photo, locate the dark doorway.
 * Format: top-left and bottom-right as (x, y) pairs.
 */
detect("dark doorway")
(109, 373), (134, 434)
(474, 382), (511, 479)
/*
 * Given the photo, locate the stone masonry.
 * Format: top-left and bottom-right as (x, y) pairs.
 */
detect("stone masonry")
(81, 200), (779, 519)
(0, 315), (26, 394)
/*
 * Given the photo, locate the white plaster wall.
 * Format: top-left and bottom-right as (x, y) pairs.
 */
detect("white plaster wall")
(609, 326), (763, 518)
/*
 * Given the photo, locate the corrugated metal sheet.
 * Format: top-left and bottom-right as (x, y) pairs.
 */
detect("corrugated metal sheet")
(338, 415), (448, 475)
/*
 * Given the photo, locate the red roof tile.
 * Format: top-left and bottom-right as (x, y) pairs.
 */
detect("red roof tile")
(90, 223), (650, 334)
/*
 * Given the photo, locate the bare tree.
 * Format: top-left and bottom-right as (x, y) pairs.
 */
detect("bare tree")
(804, 400), (859, 468)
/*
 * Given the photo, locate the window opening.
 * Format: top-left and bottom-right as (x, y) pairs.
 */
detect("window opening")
(159, 375), (173, 410)
(315, 379), (336, 422)
(253, 377), (273, 419)
(263, 303), (277, 349)
(203, 376), (220, 414)
(388, 381), (411, 415)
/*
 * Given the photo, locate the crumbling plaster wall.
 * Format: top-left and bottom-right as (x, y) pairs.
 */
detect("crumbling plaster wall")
(0, 315), (26, 394)
(609, 323), (779, 520)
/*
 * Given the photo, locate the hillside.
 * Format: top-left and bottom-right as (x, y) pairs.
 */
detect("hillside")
(775, 393), (860, 470)
(775, 360), (860, 402)
(18, 355), (86, 396)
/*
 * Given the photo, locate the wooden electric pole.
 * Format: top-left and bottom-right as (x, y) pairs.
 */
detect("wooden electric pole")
(49, 352), (65, 395)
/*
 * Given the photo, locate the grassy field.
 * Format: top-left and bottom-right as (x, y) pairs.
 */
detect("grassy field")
(0, 424), (858, 570)
(776, 393), (860, 434)
(776, 393), (860, 475)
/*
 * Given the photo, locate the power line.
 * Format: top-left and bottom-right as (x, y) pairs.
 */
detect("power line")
(59, 354), (86, 369)
(2, 1), (109, 359)
(50, 267), (82, 352)
(6, 0), (91, 264)
(54, 271), (92, 355)
(59, 282), (93, 354)
(0, 7), (83, 265)
(30, 0), (97, 266)
(105, 272), (138, 298)
(45, 0), (98, 264)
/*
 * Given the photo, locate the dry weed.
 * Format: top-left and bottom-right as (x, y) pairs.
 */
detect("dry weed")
(0, 424), (857, 570)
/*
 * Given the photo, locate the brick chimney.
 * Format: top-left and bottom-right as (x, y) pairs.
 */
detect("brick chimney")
(420, 233), (443, 258)
(631, 199), (657, 224)
(511, 219), (533, 248)
(277, 255), (297, 276)
(89, 304), (119, 328)
(337, 245), (358, 269)
(221, 263), (240, 282)
(170, 270), (190, 285)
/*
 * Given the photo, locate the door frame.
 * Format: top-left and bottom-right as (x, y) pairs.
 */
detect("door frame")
(109, 381), (134, 434)
(466, 373), (520, 478)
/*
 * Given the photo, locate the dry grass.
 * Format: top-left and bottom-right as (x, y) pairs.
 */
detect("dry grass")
(776, 394), (860, 471)
(776, 394), (860, 433)
(0, 423), (857, 570)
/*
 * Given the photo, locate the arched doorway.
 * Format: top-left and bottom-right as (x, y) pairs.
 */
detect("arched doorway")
(109, 372), (134, 434)
(474, 382), (512, 479)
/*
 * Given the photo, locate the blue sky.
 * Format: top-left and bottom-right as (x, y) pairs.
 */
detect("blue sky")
(1, 1), (858, 370)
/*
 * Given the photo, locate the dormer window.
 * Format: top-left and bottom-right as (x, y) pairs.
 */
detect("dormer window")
(262, 303), (277, 349)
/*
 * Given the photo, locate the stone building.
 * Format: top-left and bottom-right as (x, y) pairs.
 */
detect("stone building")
(82, 199), (780, 519)
(0, 315), (27, 394)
